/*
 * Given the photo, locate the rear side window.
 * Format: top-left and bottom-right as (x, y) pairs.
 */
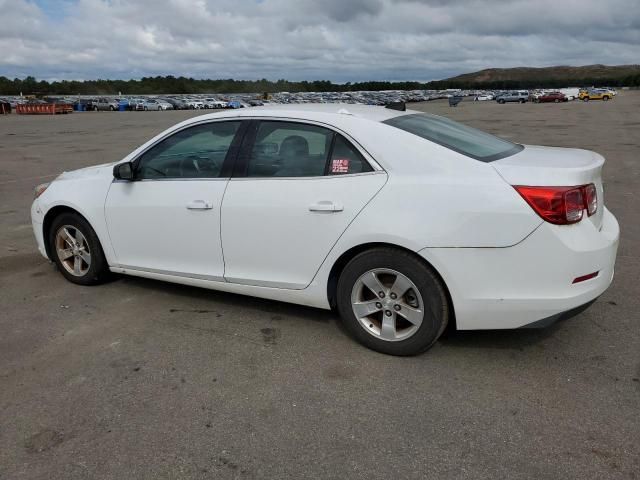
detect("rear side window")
(245, 121), (373, 177)
(383, 113), (523, 162)
(247, 121), (333, 177)
(329, 135), (373, 175)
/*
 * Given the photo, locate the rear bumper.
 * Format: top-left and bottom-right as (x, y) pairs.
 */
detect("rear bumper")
(519, 298), (597, 328)
(419, 207), (619, 330)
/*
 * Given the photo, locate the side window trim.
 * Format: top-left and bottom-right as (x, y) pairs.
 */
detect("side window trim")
(131, 119), (250, 181)
(233, 119), (260, 178)
(322, 133), (338, 176)
(232, 118), (379, 179)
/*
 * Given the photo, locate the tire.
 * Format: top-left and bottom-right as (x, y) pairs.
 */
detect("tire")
(94, 106), (99, 111)
(554, 99), (559, 103)
(48, 212), (111, 286)
(519, 99), (525, 104)
(498, 99), (505, 104)
(583, 97), (589, 102)
(336, 248), (449, 356)
(144, 107), (148, 111)
(110, 105), (115, 111)
(602, 96), (609, 101)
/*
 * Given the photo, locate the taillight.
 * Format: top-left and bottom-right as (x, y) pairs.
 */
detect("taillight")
(514, 183), (597, 225)
(583, 183), (597, 216)
(563, 188), (584, 223)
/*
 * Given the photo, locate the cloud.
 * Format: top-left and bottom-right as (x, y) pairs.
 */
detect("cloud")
(0, 0), (638, 81)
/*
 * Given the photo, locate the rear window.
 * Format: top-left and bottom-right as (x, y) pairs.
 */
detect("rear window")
(383, 113), (523, 162)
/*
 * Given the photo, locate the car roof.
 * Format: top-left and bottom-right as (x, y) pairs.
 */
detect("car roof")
(182, 103), (412, 125)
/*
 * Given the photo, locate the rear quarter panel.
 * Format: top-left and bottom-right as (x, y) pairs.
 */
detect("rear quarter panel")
(324, 119), (542, 250)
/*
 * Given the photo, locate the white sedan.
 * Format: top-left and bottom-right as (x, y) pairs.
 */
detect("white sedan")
(31, 104), (619, 355)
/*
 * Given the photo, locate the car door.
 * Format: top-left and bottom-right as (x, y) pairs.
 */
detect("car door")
(105, 120), (245, 279)
(220, 119), (387, 289)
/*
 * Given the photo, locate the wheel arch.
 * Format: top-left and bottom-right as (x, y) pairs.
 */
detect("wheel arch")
(42, 205), (93, 260)
(326, 242), (456, 329)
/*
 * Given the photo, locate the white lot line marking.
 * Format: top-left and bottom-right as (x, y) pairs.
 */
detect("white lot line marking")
(0, 173), (58, 185)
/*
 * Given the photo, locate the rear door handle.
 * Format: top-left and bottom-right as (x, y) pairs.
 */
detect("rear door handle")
(186, 200), (213, 210)
(309, 201), (344, 212)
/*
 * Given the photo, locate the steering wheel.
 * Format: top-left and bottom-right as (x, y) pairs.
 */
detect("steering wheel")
(178, 155), (219, 177)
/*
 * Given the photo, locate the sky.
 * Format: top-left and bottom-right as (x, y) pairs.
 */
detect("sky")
(1, 0), (639, 82)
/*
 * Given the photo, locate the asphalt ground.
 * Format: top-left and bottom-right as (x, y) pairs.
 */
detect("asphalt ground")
(0, 94), (638, 479)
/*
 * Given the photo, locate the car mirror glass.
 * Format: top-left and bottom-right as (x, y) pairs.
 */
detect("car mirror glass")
(113, 162), (134, 180)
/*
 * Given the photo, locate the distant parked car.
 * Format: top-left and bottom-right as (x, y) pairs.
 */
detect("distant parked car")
(93, 98), (119, 111)
(579, 89), (612, 101)
(129, 98), (146, 111)
(115, 98), (132, 111)
(186, 99), (205, 109)
(496, 91), (529, 104)
(140, 99), (164, 111)
(474, 94), (493, 101)
(559, 88), (580, 101)
(534, 92), (567, 103)
(163, 98), (188, 110)
(203, 98), (227, 109)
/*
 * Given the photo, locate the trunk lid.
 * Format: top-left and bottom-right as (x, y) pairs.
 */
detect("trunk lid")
(492, 145), (605, 229)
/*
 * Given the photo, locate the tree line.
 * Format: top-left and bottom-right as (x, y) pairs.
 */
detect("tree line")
(1, 74), (639, 95)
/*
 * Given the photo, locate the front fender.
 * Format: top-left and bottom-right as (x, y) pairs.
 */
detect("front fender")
(37, 174), (116, 265)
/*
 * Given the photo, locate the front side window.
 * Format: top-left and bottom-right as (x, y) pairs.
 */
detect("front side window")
(383, 113), (522, 162)
(246, 121), (373, 177)
(136, 121), (240, 179)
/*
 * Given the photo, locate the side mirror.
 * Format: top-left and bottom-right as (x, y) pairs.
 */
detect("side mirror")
(113, 162), (134, 181)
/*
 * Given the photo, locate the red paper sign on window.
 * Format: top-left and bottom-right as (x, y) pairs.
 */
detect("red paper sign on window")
(331, 159), (349, 173)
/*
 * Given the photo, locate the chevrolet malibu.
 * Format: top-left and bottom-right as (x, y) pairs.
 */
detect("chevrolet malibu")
(31, 104), (619, 355)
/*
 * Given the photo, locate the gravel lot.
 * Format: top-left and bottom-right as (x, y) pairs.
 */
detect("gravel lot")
(1, 95), (638, 479)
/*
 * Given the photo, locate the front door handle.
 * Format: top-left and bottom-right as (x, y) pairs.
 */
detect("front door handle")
(309, 201), (344, 212)
(186, 200), (213, 210)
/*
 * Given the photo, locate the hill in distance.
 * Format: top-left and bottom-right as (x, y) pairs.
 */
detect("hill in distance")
(444, 64), (640, 85)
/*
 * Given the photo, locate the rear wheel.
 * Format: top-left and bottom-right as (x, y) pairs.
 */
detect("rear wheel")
(49, 213), (110, 285)
(498, 99), (505, 104)
(602, 95), (609, 101)
(583, 97), (590, 102)
(336, 248), (449, 356)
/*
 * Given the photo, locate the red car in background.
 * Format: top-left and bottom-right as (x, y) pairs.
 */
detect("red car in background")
(535, 92), (568, 103)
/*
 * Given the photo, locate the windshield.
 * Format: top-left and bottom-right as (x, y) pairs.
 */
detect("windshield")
(383, 113), (523, 162)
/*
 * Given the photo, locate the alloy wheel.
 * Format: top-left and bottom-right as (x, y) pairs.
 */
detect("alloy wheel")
(350, 268), (425, 342)
(55, 225), (91, 276)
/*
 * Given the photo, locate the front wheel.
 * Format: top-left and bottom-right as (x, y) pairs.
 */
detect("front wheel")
(336, 248), (449, 356)
(583, 97), (589, 102)
(49, 213), (111, 285)
(602, 96), (609, 101)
